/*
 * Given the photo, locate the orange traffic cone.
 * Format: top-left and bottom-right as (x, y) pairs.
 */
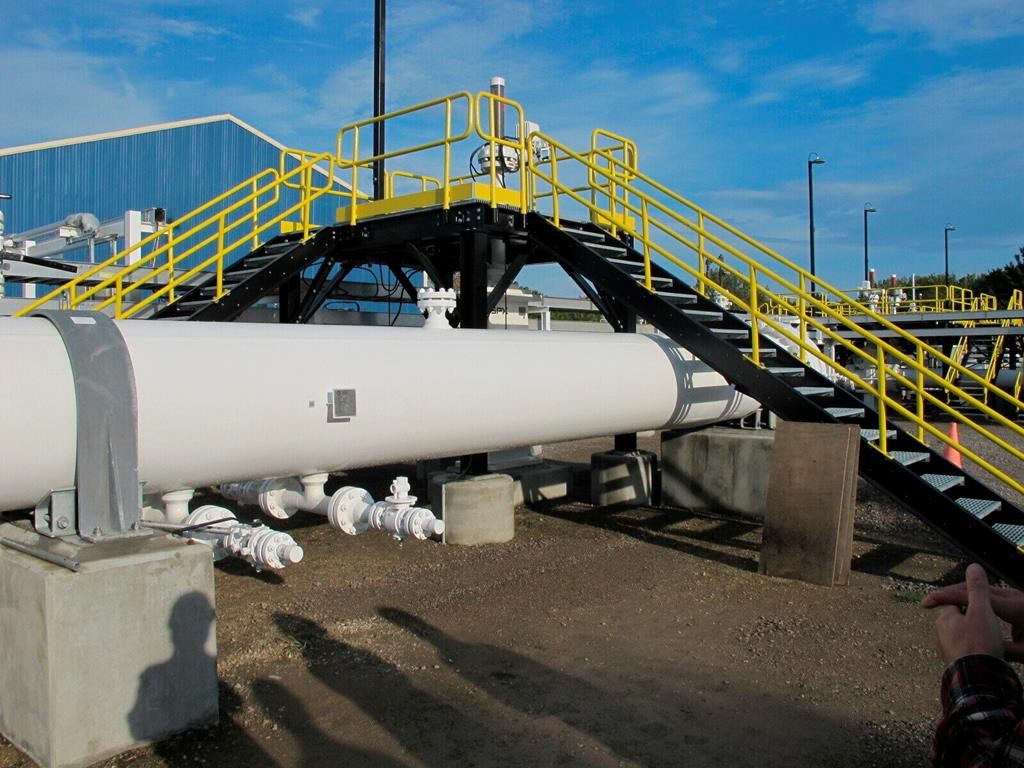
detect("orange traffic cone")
(944, 422), (963, 469)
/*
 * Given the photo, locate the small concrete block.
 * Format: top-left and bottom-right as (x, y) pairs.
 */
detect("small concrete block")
(507, 462), (574, 505)
(433, 474), (515, 545)
(591, 450), (658, 507)
(661, 427), (775, 518)
(0, 528), (217, 768)
(759, 422), (860, 587)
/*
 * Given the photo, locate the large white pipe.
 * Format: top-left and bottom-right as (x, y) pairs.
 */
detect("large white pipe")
(0, 318), (758, 511)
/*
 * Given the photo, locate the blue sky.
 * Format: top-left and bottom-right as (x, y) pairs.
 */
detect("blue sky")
(2, 0), (1022, 296)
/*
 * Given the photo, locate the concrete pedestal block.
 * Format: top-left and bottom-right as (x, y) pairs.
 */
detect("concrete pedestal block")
(0, 526), (217, 768)
(507, 462), (574, 505)
(661, 427), (775, 518)
(590, 450), (659, 507)
(759, 422), (860, 587)
(428, 474), (515, 545)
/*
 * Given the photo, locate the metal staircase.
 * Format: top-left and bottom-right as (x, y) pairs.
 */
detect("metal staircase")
(527, 213), (1024, 584)
(150, 231), (331, 321)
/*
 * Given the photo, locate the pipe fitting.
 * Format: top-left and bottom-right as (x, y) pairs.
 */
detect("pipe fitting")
(325, 476), (443, 540)
(183, 504), (304, 571)
(161, 489), (196, 523)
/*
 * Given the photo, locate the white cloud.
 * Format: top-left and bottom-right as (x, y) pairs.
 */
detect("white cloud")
(0, 46), (164, 146)
(288, 6), (322, 29)
(746, 59), (869, 105)
(862, 0), (1024, 47)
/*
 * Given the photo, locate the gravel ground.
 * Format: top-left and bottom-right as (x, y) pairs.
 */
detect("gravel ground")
(1, 427), (1019, 768)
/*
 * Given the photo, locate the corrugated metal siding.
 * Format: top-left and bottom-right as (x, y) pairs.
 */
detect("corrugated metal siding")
(0, 119), (342, 257)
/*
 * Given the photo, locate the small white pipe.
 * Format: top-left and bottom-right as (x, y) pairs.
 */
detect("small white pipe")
(161, 489), (196, 523)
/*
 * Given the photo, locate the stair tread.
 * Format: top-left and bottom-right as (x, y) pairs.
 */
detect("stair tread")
(767, 367), (804, 376)
(957, 497), (1001, 519)
(711, 327), (749, 338)
(561, 227), (605, 243)
(922, 473), (966, 492)
(861, 428), (896, 442)
(655, 291), (697, 303)
(682, 309), (723, 321)
(826, 406), (865, 419)
(796, 386), (835, 397)
(992, 523), (1024, 547)
(737, 347), (777, 358)
(889, 450), (929, 466)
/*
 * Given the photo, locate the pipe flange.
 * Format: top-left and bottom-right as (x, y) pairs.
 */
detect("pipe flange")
(183, 504), (238, 560)
(327, 487), (373, 535)
(248, 526), (304, 570)
(258, 477), (303, 519)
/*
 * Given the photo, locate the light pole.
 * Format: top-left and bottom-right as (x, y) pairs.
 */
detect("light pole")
(373, 0), (386, 200)
(863, 203), (876, 283)
(807, 152), (826, 293)
(944, 224), (956, 289)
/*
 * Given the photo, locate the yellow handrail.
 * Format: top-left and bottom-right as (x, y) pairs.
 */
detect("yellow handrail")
(16, 152), (337, 319)
(385, 171), (441, 197)
(335, 92), (474, 223)
(527, 130), (1024, 497)
(474, 91), (529, 213)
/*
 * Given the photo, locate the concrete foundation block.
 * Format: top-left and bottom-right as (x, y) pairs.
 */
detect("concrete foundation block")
(590, 450), (659, 507)
(506, 462), (574, 505)
(661, 427), (775, 518)
(0, 526), (217, 768)
(428, 474), (515, 545)
(759, 422), (860, 587)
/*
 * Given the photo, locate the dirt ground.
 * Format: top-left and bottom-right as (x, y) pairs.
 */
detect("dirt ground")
(0, 432), (990, 768)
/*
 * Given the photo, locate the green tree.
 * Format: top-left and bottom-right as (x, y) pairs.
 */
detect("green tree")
(974, 246), (1024, 306)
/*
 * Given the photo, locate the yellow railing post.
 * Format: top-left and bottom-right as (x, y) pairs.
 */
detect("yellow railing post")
(641, 198), (652, 291)
(549, 152), (561, 226)
(167, 237), (176, 304)
(797, 274), (808, 364)
(115, 276), (123, 319)
(876, 344), (888, 454)
(916, 345), (926, 443)
(697, 211), (707, 297)
(216, 217), (225, 298)
(250, 178), (259, 251)
(749, 267), (760, 365)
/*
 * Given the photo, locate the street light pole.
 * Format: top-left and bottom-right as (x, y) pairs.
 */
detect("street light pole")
(373, 0), (387, 201)
(944, 224), (956, 289)
(807, 152), (826, 293)
(863, 203), (876, 283)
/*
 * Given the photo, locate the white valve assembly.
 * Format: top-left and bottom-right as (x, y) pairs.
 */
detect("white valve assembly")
(219, 474), (444, 541)
(180, 505), (304, 571)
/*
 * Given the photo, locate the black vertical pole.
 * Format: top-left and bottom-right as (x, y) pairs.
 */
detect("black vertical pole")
(459, 229), (491, 475)
(807, 160), (816, 294)
(863, 209), (869, 283)
(373, 0), (386, 201)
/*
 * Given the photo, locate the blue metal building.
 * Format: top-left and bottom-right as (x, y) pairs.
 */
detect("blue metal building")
(0, 114), (342, 235)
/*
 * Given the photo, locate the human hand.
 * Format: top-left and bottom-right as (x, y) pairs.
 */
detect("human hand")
(929, 564), (1005, 665)
(923, 569), (1024, 661)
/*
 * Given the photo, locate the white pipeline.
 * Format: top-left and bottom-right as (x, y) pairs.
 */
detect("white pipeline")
(0, 319), (759, 511)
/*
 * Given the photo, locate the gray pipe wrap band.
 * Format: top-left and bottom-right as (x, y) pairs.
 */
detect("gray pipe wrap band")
(33, 311), (140, 540)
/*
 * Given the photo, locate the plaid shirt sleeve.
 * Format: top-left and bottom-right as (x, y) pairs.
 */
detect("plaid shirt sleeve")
(933, 654), (1024, 767)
